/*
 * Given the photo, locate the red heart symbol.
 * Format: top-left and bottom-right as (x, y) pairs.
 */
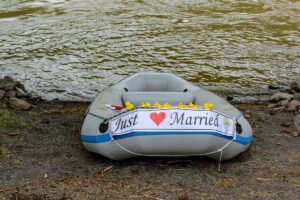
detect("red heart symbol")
(150, 112), (166, 126)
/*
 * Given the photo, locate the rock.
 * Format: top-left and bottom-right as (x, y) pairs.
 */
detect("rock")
(226, 96), (233, 101)
(273, 107), (285, 112)
(0, 76), (16, 91)
(270, 92), (293, 102)
(280, 122), (291, 127)
(267, 103), (278, 108)
(288, 100), (300, 112)
(291, 77), (300, 92)
(28, 91), (40, 100)
(15, 81), (26, 91)
(15, 87), (27, 97)
(268, 85), (279, 90)
(0, 90), (5, 100)
(280, 99), (290, 108)
(244, 114), (250, 118)
(9, 98), (31, 110)
(281, 128), (291, 134)
(295, 114), (300, 133)
(293, 93), (300, 101)
(292, 131), (299, 137)
(269, 110), (276, 115)
(5, 90), (16, 98)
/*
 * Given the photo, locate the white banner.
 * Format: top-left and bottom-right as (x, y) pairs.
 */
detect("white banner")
(109, 108), (236, 137)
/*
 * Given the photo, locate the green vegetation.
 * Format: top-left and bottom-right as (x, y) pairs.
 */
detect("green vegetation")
(0, 144), (8, 157)
(0, 106), (27, 128)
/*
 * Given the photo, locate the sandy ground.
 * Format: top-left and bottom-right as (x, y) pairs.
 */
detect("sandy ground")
(0, 101), (299, 200)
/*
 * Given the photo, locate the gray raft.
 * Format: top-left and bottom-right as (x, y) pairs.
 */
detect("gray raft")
(81, 72), (253, 160)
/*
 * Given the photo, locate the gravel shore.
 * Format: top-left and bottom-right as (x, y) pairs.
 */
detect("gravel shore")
(0, 101), (299, 200)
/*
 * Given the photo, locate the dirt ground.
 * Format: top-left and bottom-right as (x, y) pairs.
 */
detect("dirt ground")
(0, 101), (299, 200)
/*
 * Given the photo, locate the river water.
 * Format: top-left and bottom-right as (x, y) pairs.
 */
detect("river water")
(0, 0), (299, 100)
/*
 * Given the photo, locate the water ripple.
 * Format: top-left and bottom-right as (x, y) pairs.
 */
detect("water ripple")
(0, 0), (299, 100)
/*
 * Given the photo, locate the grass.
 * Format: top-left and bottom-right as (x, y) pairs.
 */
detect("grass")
(0, 105), (27, 128)
(0, 144), (8, 157)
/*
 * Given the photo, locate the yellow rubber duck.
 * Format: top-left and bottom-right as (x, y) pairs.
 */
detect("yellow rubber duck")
(153, 101), (162, 109)
(203, 102), (214, 110)
(144, 102), (151, 108)
(177, 102), (188, 109)
(140, 102), (151, 108)
(162, 102), (172, 108)
(188, 102), (199, 109)
(140, 102), (146, 108)
(125, 101), (135, 111)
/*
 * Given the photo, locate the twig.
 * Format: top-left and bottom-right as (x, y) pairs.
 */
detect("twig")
(143, 194), (164, 200)
(100, 165), (114, 175)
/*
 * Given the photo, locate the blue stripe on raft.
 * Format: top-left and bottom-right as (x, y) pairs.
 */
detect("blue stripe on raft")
(81, 131), (253, 145)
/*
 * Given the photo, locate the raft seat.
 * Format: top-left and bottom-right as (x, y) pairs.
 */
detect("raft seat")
(122, 92), (194, 107)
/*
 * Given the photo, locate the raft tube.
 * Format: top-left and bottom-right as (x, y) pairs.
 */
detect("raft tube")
(81, 72), (253, 160)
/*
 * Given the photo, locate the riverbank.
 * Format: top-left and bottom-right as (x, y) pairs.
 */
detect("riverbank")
(0, 99), (299, 200)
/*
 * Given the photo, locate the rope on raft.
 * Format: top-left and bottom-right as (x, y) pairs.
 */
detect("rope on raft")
(88, 109), (244, 172)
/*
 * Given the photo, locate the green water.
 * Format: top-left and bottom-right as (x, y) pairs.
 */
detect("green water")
(0, 0), (299, 100)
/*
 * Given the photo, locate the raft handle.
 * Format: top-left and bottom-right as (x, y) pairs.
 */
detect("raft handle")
(99, 119), (109, 133)
(236, 122), (242, 134)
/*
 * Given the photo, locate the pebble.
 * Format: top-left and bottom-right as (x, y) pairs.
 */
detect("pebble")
(280, 122), (291, 127)
(280, 99), (290, 108)
(273, 107), (285, 112)
(15, 87), (27, 97)
(9, 98), (31, 110)
(15, 81), (26, 91)
(267, 103), (278, 108)
(288, 100), (300, 112)
(5, 90), (16, 98)
(281, 128), (291, 134)
(226, 96), (234, 101)
(268, 85), (279, 90)
(291, 77), (300, 92)
(294, 93), (300, 101)
(28, 91), (40, 100)
(270, 92), (293, 102)
(292, 131), (299, 137)
(0, 90), (5, 100)
(244, 114), (250, 118)
(0, 76), (16, 91)
(294, 114), (300, 133)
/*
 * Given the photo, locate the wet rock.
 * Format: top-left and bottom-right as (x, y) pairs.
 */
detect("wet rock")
(295, 114), (300, 133)
(270, 92), (293, 102)
(291, 77), (300, 92)
(9, 98), (31, 110)
(15, 81), (26, 91)
(280, 99), (290, 108)
(0, 76), (16, 91)
(5, 90), (16, 98)
(288, 100), (300, 112)
(28, 91), (40, 100)
(15, 87), (27, 97)
(268, 85), (279, 90)
(0, 90), (5, 100)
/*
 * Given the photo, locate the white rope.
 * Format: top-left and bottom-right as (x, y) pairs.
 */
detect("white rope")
(108, 110), (242, 171)
(110, 133), (234, 159)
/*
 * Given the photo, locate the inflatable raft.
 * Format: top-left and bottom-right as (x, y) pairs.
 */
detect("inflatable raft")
(81, 72), (253, 160)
